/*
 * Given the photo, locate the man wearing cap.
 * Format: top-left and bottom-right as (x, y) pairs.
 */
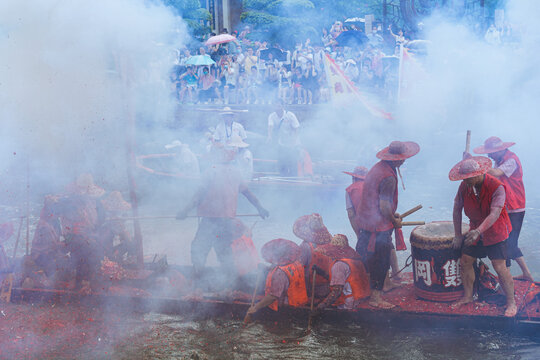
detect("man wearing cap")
(245, 239), (308, 321)
(355, 141), (420, 309)
(176, 146), (269, 290)
(473, 137), (533, 281)
(449, 156), (516, 317)
(312, 234), (369, 314)
(294, 214), (332, 297)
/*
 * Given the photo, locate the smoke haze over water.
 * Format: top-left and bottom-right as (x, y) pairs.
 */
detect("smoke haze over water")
(0, 0), (185, 195)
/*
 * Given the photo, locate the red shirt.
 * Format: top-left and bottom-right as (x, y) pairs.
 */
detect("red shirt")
(356, 161), (398, 232)
(495, 150), (525, 211)
(197, 163), (247, 218)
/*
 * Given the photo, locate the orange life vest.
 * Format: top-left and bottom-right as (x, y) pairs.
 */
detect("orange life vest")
(265, 261), (308, 311)
(330, 258), (370, 306)
(306, 242), (331, 288)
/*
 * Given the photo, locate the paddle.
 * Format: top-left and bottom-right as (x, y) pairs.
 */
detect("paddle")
(307, 269), (317, 332)
(243, 268), (262, 324)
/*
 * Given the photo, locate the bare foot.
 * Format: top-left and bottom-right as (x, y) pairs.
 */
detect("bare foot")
(369, 299), (396, 309)
(450, 297), (473, 310)
(391, 272), (403, 281)
(513, 274), (534, 282)
(504, 303), (517, 317)
(383, 280), (402, 293)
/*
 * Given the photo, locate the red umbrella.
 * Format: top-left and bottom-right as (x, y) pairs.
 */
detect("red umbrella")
(205, 34), (236, 46)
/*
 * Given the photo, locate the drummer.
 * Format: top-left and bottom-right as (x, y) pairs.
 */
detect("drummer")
(345, 166), (401, 282)
(245, 239), (308, 321)
(294, 214), (332, 297)
(311, 234), (369, 314)
(473, 136), (533, 281)
(449, 156), (517, 317)
(355, 141), (420, 309)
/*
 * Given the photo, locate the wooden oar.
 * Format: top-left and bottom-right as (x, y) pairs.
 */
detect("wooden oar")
(307, 269), (317, 332)
(243, 268), (262, 324)
(400, 205), (422, 219)
(401, 221), (425, 226)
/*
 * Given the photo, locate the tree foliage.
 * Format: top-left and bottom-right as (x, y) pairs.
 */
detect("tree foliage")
(163, 0), (212, 38)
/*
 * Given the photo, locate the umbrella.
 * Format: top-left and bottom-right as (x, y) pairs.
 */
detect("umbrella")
(185, 55), (216, 66)
(335, 30), (369, 48)
(205, 34), (236, 46)
(260, 48), (286, 61)
(344, 17), (365, 23)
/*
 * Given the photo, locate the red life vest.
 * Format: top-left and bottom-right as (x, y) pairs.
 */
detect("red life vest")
(356, 161), (398, 232)
(265, 261), (308, 311)
(330, 258), (370, 306)
(496, 150), (525, 211)
(305, 242), (331, 288)
(460, 174), (512, 246)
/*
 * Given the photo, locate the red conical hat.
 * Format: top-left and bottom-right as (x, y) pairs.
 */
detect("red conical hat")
(376, 141), (420, 161)
(261, 238), (300, 266)
(473, 136), (515, 154)
(448, 156), (492, 181)
(343, 166), (368, 179)
(292, 213), (332, 245)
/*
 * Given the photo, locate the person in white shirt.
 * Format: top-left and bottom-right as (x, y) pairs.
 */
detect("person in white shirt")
(213, 107), (247, 145)
(164, 140), (200, 176)
(267, 100), (300, 176)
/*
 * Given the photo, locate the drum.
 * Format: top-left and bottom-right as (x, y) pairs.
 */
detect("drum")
(410, 221), (469, 302)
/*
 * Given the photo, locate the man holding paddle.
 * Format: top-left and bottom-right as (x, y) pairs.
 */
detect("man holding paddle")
(355, 140), (420, 309)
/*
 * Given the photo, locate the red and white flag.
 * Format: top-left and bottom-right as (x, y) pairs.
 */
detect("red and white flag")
(323, 53), (393, 120)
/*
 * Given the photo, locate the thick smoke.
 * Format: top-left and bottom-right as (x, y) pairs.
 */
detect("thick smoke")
(0, 0), (185, 195)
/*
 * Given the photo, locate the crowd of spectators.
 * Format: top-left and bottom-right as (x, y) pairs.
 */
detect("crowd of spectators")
(169, 19), (513, 105)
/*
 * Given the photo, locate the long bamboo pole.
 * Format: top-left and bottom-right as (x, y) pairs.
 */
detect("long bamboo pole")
(119, 56), (144, 269)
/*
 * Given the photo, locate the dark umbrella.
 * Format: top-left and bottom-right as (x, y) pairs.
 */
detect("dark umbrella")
(335, 30), (369, 48)
(260, 48), (286, 61)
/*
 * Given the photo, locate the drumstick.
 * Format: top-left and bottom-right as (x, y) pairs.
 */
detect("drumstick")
(401, 221), (425, 226)
(400, 205), (422, 219)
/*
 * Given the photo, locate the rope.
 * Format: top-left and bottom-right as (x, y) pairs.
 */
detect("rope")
(389, 254), (412, 279)
(397, 167), (406, 190)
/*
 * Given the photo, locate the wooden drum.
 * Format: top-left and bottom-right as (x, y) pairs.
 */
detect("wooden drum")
(410, 221), (469, 302)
